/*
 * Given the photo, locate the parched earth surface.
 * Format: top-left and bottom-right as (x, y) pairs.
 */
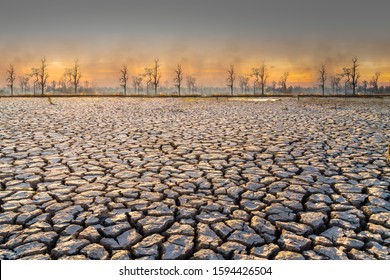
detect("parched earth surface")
(0, 97), (389, 260)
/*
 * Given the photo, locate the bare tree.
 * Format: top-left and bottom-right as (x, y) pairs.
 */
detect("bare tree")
(173, 64), (183, 96)
(350, 56), (360, 95)
(119, 64), (129, 96)
(318, 64), (327, 96)
(30, 68), (40, 95)
(186, 75), (196, 94)
(341, 68), (351, 95)
(279, 72), (289, 93)
(144, 68), (153, 95)
(38, 57), (49, 95)
(19, 75), (30, 94)
(251, 68), (260, 95)
(6, 65), (16, 96)
(330, 75), (341, 94)
(151, 58), (161, 95)
(238, 76), (249, 94)
(70, 59), (82, 94)
(370, 72), (380, 93)
(132, 75), (143, 94)
(259, 62), (269, 95)
(226, 64), (235, 96)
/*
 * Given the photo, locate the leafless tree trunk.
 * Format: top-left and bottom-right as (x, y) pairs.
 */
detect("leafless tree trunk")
(330, 75), (341, 94)
(38, 57), (49, 95)
(350, 57), (360, 95)
(238, 76), (249, 94)
(186, 75), (196, 94)
(19, 75), (30, 93)
(341, 68), (351, 95)
(132, 75), (143, 94)
(370, 72), (380, 93)
(19, 76), (26, 94)
(6, 65), (16, 96)
(259, 62), (269, 95)
(30, 68), (40, 95)
(251, 68), (260, 95)
(318, 64), (327, 96)
(151, 58), (161, 95)
(226, 64), (235, 96)
(279, 72), (289, 93)
(119, 64), (129, 96)
(70, 59), (82, 94)
(132, 76), (137, 94)
(173, 64), (183, 96)
(144, 68), (152, 95)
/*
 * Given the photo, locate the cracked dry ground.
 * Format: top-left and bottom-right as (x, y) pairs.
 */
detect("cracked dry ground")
(0, 97), (389, 260)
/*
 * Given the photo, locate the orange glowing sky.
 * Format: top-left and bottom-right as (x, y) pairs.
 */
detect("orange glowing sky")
(1, 0), (389, 88)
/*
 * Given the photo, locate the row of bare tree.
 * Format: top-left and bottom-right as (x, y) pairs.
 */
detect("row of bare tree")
(119, 59), (198, 96)
(5, 57), (82, 96)
(119, 60), (290, 96)
(323, 57), (381, 95)
(4, 56), (383, 96)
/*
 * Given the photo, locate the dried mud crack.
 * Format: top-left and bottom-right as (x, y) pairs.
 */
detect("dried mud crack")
(0, 97), (389, 260)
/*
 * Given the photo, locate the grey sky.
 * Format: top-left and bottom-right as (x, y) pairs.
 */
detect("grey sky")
(1, 0), (389, 41)
(1, 0), (389, 86)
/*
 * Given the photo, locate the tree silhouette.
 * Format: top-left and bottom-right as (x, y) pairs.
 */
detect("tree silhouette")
(341, 68), (351, 95)
(330, 75), (341, 94)
(318, 64), (327, 96)
(38, 57), (49, 95)
(350, 57), (360, 95)
(238, 76), (249, 94)
(30, 68), (40, 95)
(279, 72), (289, 93)
(259, 62), (269, 95)
(173, 64), (183, 96)
(251, 68), (260, 95)
(70, 59), (82, 94)
(186, 75), (196, 94)
(151, 58), (161, 95)
(119, 64), (129, 96)
(6, 65), (16, 96)
(144, 68), (153, 95)
(19, 75), (30, 94)
(370, 72), (380, 93)
(226, 64), (235, 96)
(132, 75), (143, 94)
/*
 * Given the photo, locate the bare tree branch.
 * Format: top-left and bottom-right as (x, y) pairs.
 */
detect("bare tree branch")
(350, 56), (360, 95)
(318, 64), (327, 96)
(259, 62), (269, 95)
(119, 64), (129, 96)
(70, 59), (82, 94)
(173, 64), (183, 96)
(369, 72), (380, 93)
(38, 57), (49, 95)
(226, 64), (235, 96)
(6, 65), (16, 96)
